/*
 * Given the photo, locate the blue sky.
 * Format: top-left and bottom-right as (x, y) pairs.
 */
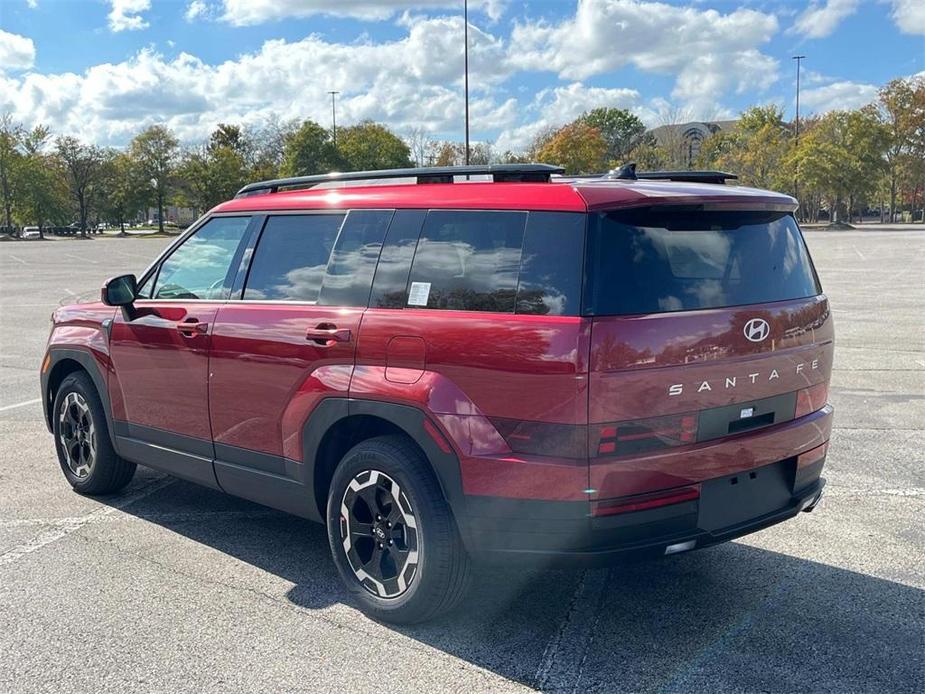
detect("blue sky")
(0, 0), (922, 151)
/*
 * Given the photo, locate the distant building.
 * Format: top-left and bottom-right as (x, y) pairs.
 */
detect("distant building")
(648, 120), (737, 168)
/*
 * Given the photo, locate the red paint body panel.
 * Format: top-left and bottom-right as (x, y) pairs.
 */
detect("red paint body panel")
(109, 302), (219, 441)
(209, 304), (362, 459)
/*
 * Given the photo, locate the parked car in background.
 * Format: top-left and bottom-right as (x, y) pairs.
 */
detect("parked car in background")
(21, 226), (40, 239)
(41, 164), (833, 624)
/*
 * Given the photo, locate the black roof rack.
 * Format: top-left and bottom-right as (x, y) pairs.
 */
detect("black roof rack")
(602, 163), (737, 185)
(235, 163), (565, 198)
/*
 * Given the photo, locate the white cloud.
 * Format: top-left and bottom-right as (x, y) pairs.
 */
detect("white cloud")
(792, 0), (859, 39)
(108, 0), (152, 32)
(185, 0), (211, 22)
(217, 0), (504, 25)
(0, 29), (36, 71)
(0, 17), (516, 146)
(800, 80), (878, 114)
(507, 0), (780, 114)
(890, 0), (925, 35)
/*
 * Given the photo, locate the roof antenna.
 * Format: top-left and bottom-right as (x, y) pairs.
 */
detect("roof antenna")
(608, 163), (637, 180)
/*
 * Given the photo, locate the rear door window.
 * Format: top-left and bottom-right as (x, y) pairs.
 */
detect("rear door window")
(318, 210), (393, 307)
(407, 210), (527, 313)
(516, 212), (585, 316)
(584, 210), (821, 315)
(243, 214), (344, 302)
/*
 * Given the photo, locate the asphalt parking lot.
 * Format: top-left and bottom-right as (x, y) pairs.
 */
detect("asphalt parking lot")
(1, 230), (923, 693)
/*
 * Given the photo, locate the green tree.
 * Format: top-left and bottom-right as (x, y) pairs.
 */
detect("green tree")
(697, 106), (792, 192)
(338, 121), (413, 171)
(0, 114), (24, 235)
(577, 107), (646, 165)
(99, 151), (147, 234)
(280, 120), (339, 177)
(176, 143), (247, 214)
(55, 136), (105, 238)
(877, 77), (925, 222)
(13, 150), (69, 238)
(536, 122), (608, 174)
(129, 125), (179, 234)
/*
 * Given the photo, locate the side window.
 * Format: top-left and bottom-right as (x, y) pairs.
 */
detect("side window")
(407, 210), (527, 313)
(152, 216), (251, 300)
(243, 214), (344, 302)
(516, 212), (585, 316)
(369, 210), (426, 309)
(318, 210), (393, 307)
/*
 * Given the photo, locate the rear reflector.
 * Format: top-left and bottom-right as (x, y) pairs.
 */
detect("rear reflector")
(592, 485), (700, 517)
(595, 413), (699, 457)
(665, 540), (697, 555)
(795, 382), (828, 418)
(797, 441), (828, 469)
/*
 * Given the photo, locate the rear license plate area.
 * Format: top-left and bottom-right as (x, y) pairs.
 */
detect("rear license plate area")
(698, 460), (794, 533)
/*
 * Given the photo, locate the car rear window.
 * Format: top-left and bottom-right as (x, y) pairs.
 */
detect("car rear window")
(584, 209), (821, 316)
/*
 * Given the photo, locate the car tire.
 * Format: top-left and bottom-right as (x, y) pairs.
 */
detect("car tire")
(326, 435), (471, 624)
(52, 372), (136, 495)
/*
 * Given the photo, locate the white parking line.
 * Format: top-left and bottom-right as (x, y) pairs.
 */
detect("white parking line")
(0, 398), (42, 412)
(0, 476), (175, 567)
(853, 246), (866, 260)
(6, 254), (26, 265)
(65, 253), (96, 264)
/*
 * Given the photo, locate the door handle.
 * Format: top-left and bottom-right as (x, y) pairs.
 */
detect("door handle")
(305, 324), (351, 346)
(176, 319), (208, 336)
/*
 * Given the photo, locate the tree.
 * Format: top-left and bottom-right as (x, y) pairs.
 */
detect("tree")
(99, 151), (147, 234)
(55, 136), (105, 238)
(13, 149), (69, 238)
(697, 106), (792, 192)
(0, 114), (23, 235)
(129, 125), (179, 234)
(280, 120), (339, 177)
(176, 142), (247, 214)
(535, 122), (608, 174)
(577, 107), (646, 165)
(338, 121), (413, 171)
(877, 77), (925, 222)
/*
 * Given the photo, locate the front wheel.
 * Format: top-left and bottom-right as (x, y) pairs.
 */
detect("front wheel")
(52, 372), (136, 495)
(326, 435), (471, 624)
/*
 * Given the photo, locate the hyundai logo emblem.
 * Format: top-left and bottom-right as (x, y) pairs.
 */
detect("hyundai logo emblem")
(743, 318), (771, 343)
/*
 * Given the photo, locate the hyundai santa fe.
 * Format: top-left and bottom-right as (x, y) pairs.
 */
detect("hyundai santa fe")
(40, 163), (833, 623)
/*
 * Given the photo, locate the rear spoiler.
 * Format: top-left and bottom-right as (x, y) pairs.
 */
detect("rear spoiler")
(607, 163), (737, 185)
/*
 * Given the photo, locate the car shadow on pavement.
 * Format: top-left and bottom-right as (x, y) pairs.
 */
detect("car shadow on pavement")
(108, 473), (923, 692)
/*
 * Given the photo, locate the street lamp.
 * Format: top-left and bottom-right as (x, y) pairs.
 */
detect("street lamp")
(328, 90), (340, 148)
(792, 55), (805, 220)
(464, 0), (470, 166)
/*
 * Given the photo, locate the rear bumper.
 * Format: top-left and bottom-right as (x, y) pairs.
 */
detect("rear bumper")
(456, 404), (833, 567)
(459, 473), (825, 568)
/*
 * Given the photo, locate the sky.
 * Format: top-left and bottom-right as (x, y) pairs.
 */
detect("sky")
(0, 0), (922, 152)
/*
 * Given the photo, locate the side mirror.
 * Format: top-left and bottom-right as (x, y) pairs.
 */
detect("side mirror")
(101, 274), (137, 307)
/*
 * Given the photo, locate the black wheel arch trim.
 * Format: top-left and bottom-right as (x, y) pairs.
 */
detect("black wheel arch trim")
(302, 398), (466, 523)
(42, 347), (115, 445)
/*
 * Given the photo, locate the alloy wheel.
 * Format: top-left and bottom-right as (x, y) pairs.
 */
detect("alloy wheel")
(340, 469), (419, 599)
(58, 391), (96, 479)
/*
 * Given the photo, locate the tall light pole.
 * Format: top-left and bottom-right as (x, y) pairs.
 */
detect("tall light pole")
(464, 0), (470, 166)
(328, 90), (340, 149)
(792, 55), (805, 220)
(792, 55), (805, 144)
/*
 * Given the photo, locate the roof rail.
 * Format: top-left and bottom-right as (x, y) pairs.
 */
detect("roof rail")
(235, 163), (565, 198)
(601, 164), (737, 185)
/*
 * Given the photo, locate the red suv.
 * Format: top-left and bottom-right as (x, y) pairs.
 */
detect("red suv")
(41, 164), (833, 623)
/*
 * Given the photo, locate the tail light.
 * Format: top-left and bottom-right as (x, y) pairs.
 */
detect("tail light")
(592, 485), (700, 517)
(595, 412), (699, 457)
(489, 418), (586, 459)
(795, 383), (828, 418)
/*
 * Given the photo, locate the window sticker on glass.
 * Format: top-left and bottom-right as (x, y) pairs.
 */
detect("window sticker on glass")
(407, 281), (431, 306)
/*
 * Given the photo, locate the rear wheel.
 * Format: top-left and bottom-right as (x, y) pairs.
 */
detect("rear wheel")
(52, 372), (135, 495)
(326, 435), (471, 624)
